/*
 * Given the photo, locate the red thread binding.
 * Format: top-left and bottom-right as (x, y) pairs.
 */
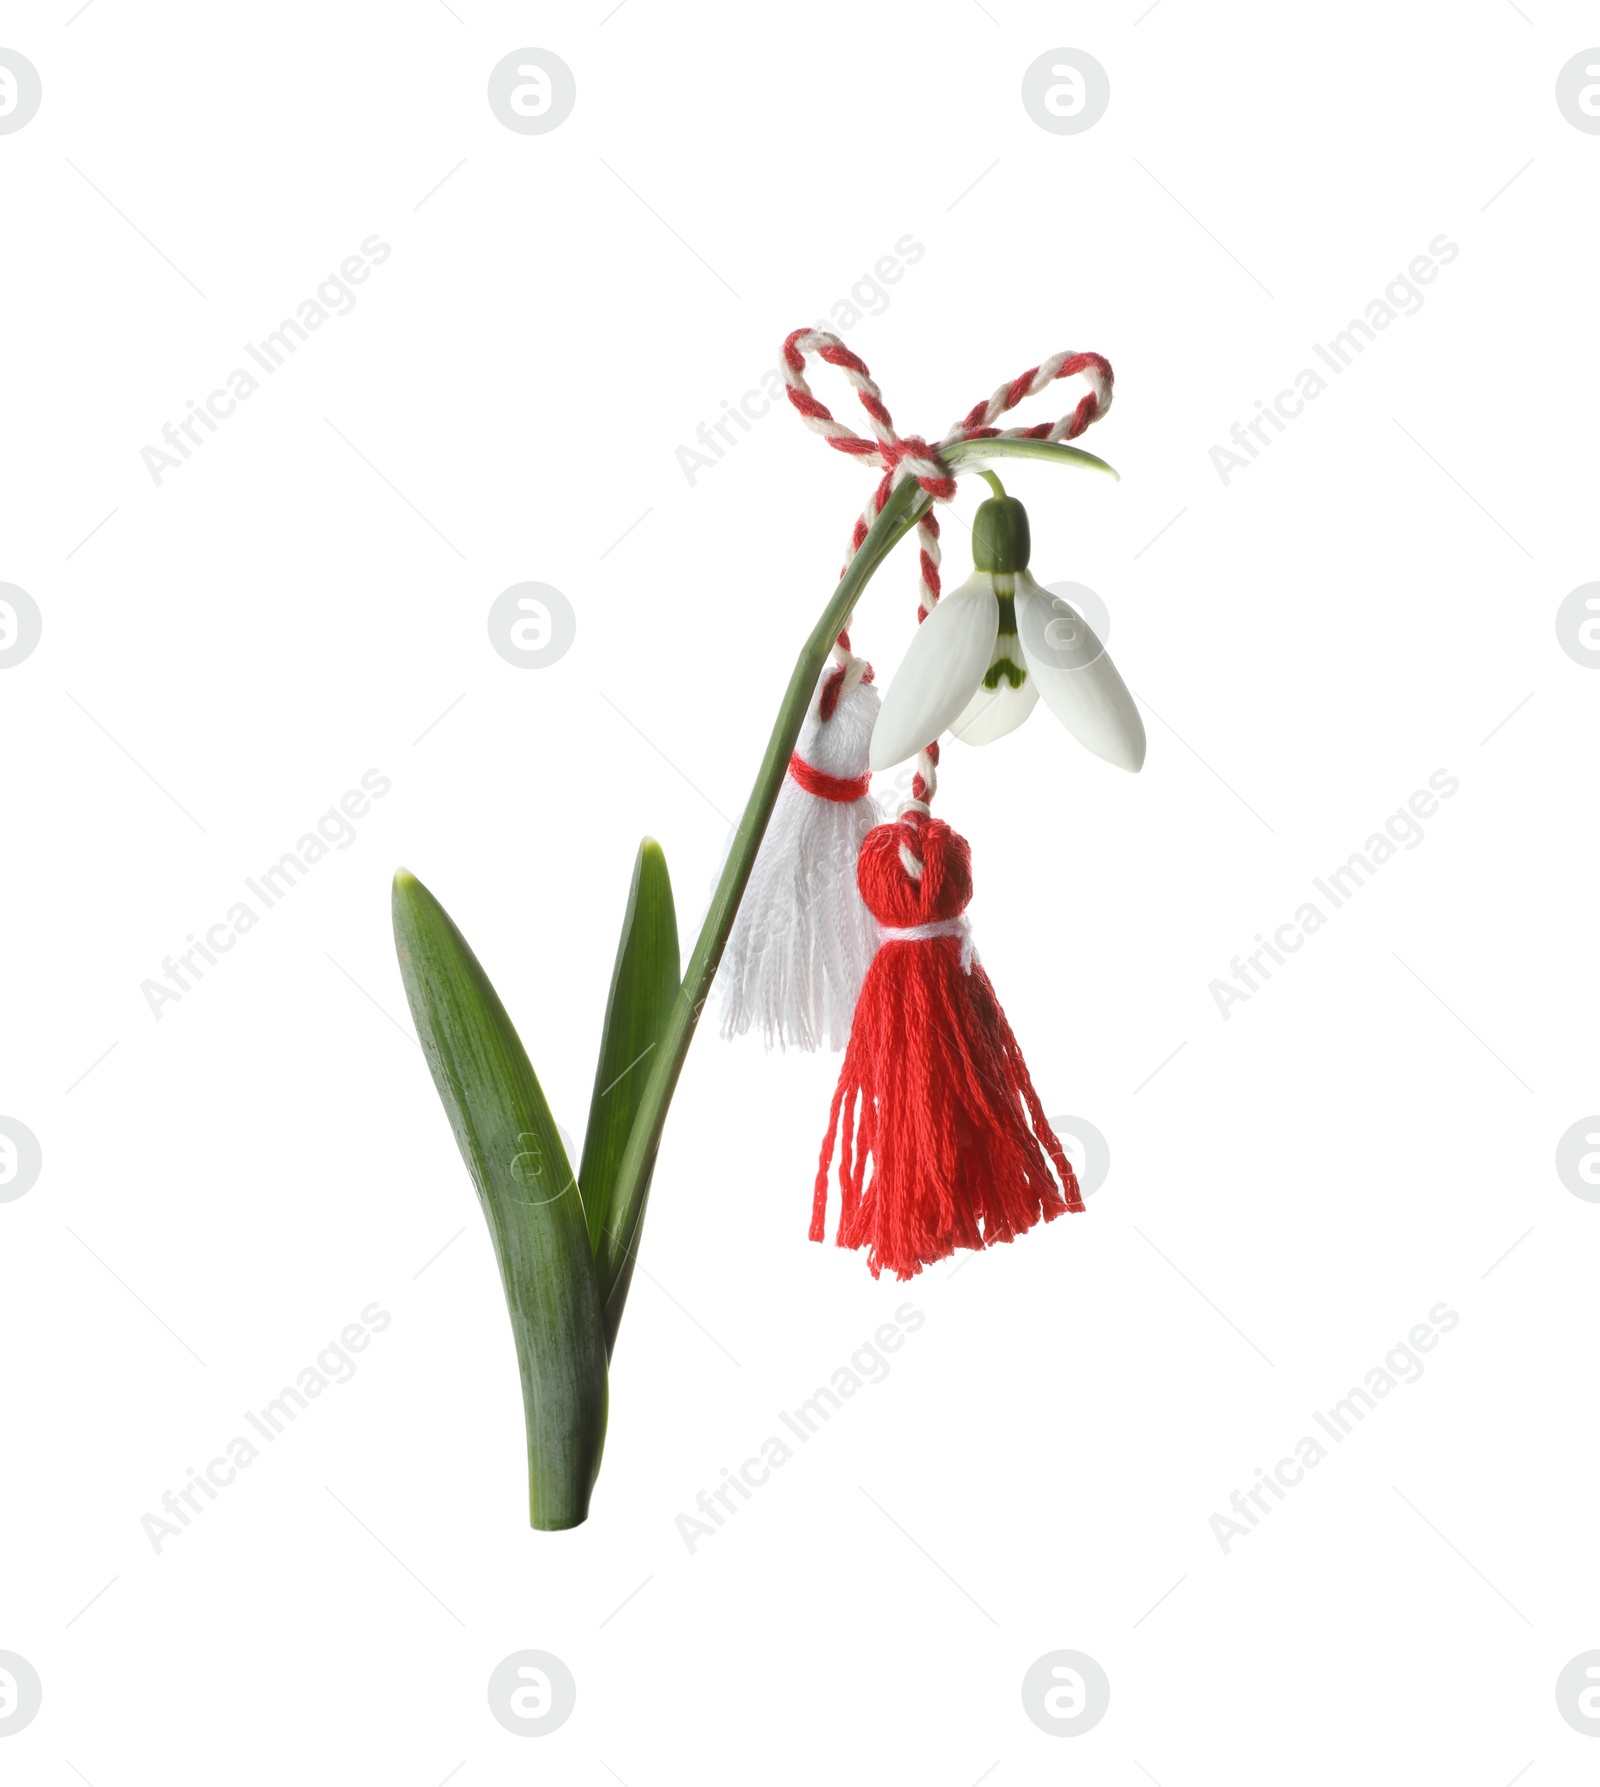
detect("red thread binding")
(788, 754), (871, 804)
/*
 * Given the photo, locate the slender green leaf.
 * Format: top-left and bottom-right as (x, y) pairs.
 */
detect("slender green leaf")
(392, 870), (608, 1530)
(579, 841), (679, 1347)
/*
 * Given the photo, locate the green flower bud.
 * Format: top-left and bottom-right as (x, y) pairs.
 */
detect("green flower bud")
(971, 495), (1031, 575)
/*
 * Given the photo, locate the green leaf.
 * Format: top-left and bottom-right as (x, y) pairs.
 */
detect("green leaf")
(947, 435), (1120, 481)
(392, 870), (608, 1530)
(579, 840), (680, 1354)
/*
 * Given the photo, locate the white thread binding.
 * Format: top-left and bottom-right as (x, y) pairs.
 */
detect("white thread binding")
(876, 914), (973, 973)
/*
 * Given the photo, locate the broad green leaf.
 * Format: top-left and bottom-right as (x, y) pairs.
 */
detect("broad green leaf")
(579, 840), (679, 1353)
(392, 870), (607, 1530)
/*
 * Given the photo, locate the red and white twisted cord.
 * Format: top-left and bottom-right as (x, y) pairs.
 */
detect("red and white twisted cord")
(780, 330), (1113, 826)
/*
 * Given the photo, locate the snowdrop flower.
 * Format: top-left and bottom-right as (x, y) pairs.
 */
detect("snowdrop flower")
(869, 483), (1146, 774)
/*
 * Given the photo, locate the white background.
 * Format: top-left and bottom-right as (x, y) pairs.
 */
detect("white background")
(3, 3), (1598, 1782)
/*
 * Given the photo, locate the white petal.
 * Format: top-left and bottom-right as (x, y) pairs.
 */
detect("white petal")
(1015, 572), (1146, 772)
(869, 574), (999, 770)
(951, 633), (1040, 745)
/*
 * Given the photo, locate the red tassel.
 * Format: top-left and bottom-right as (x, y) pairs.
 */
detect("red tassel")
(812, 815), (1083, 1280)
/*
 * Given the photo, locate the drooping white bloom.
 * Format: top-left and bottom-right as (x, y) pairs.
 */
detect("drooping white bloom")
(869, 491), (1146, 774)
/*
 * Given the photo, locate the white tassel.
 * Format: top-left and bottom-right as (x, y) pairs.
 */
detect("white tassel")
(718, 665), (882, 1051)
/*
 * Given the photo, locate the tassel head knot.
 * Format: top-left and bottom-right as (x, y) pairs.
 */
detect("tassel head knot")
(858, 818), (971, 929)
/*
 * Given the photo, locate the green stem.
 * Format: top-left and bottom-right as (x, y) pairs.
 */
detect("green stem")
(595, 436), (1117, 1312)
(977, 469), (1008, 501)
